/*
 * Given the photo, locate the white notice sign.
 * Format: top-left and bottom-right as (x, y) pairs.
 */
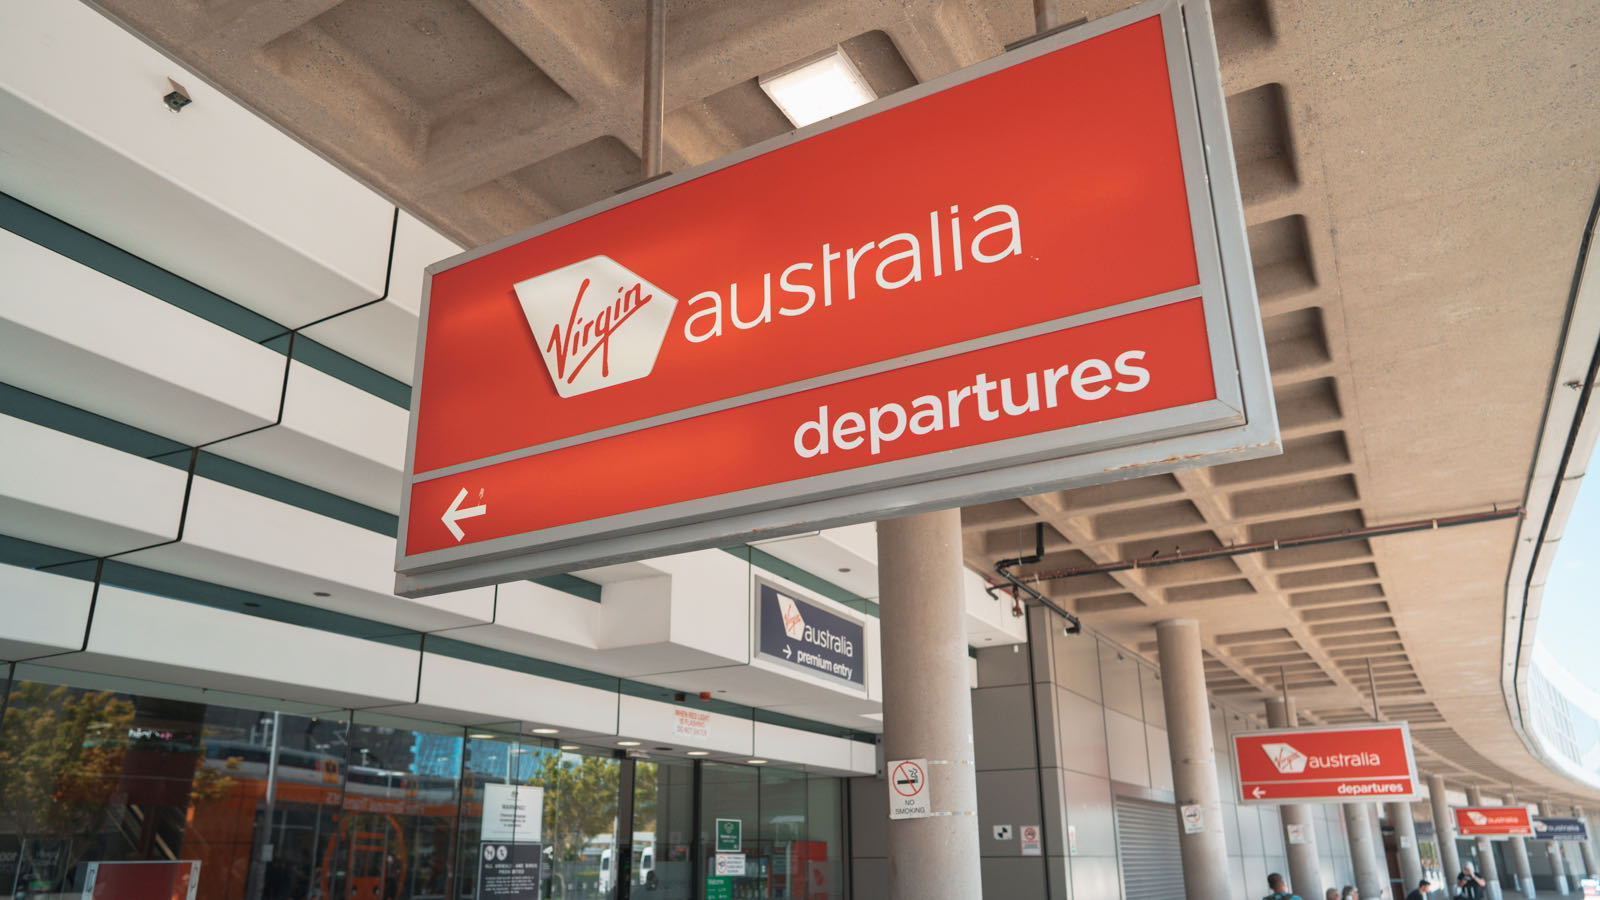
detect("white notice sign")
(1181, 804), (1205, 834)
(1286, 823), (1308, 845)
(714, 853), (746, 876)
(481, 783), (544, 843)
(1020, 824), (1042, 856)
(673, 707), (711, 740)
(887, 759), (931, 820)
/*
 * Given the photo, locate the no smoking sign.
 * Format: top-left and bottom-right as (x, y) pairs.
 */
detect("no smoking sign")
(888, 758), (931, 820)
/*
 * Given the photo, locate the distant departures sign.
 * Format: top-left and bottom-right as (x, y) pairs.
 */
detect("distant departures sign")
(395, 0), (1277, 595)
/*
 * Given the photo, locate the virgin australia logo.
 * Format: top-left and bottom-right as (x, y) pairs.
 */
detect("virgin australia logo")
(1262, 742), (1308, 774)
(779, 594), (806, 641)
(514, 255), (679, 398)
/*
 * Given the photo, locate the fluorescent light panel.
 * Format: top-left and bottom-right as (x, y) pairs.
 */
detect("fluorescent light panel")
(760, 48), (876, 128)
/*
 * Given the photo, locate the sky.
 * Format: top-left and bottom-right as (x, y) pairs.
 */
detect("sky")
(1535, 438), (1600, 683)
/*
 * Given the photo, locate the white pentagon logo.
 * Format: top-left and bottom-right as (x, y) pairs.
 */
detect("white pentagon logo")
(779, 594), (806, 641)
(1261, 742), (1308, 774)
(513, 255), (678, 398)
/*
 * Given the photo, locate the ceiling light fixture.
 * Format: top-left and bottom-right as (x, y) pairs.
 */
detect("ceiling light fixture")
(618, 740), (641, 747)
(747, 758), (768, 765)
(687, 750), (710, 757)
(759, 48), (876, 128)
(560, 744), (580, 751)
(531, 728), (559, 735)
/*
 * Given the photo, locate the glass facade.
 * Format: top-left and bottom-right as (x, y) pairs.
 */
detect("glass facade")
(0, 676), (847, 900)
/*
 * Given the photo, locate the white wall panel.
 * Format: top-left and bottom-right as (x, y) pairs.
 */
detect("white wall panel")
(753, 722), (853, 771)
(616, 694), (754, 756)
(0, 1), (391, 328)
(117, 477), (493, 630)
(0, 229), (284, 444)
(1146, 722), (1174, 792)
(0, 563), (93, 661)
(210, 360), (407, 512)
(0, 413), (186, 555)
(406, 652), (619, 737)
(64, 585), (419, 707)
(1104, 709), (1150, 787)
(303, 210), (461, 383)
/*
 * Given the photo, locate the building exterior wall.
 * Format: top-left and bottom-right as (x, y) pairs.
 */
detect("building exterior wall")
(849, 610), (1357, 899)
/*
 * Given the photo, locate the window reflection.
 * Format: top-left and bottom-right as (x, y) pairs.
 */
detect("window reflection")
(0, 678), (847, 900)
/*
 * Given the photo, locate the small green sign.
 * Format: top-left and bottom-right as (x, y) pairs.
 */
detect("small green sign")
(715, 817), (742, 852)
(706, 876), (733, 900)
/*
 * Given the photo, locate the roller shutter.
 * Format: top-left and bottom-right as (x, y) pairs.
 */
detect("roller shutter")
(1115, 796), (1185, 900)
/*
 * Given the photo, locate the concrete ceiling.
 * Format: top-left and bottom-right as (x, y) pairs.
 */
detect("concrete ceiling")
(85, 0), (1600, 806)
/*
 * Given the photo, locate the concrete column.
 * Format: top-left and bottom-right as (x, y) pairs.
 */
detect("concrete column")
(1155, 619), (1232, 900)
(877, 510), (981, 900)
(1387, 800), (1424, 900)
(1265, 697), (1322, 899)
(1465, 787), (1504, 900)
(1344, 802), (1389, 900)
(1541, 801), (1571, 896)
(1577, 807), (1599, 878)
(1503, 795), (1535, 899)
(1429, 775), (1463, 889)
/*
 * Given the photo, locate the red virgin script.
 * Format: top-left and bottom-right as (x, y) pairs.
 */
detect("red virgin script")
(544, 279), (652, 384)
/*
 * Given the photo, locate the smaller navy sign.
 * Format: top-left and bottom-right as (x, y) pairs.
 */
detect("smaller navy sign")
(756, 581), (865, 688)
(1532, 817), (1589, 841)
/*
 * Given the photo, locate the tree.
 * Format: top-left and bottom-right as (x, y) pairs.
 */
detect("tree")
(529, 753), (619, 862)
(0, 684), (135, 889)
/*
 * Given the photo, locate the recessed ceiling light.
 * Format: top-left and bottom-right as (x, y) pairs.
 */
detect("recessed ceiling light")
(759, 48), (876, 128)
(618, 740), (641, 747)
(747, 759), (768, 765)
(560, 744), (580, 751)
(687, 750), (710, 757)
(469, 732), (496, 739)
(531, 728), (559, 735)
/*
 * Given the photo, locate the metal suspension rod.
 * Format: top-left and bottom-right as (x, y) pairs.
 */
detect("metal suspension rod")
(642, 0), (665, 177)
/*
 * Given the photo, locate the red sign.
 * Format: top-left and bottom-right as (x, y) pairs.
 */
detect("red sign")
(1232, 723), (1421, 805)
(1454, 807), (1535, 837)
(83, 860), (200, 899)
(397, 0), (1276, 594)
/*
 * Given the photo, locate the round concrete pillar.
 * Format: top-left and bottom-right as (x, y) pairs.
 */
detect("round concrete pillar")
(877, 510), (981, 900)
(1155, 619), (1232, 900)
(1344, 802), (1388, 899)
(1503, 795), (1535, 899)
(1428, 775), (1463, 890)
(1387, 800), (1424, 900)
(1265, 697), (1322, 900)
(1541, 800), (1571, 896)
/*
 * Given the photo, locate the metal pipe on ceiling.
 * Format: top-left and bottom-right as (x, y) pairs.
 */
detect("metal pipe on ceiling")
(642, 0), (666, 177)
(1016, 506), (1525, 582)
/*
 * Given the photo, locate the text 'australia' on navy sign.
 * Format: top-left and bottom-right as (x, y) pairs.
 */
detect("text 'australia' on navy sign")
(756, 582), (865, 688)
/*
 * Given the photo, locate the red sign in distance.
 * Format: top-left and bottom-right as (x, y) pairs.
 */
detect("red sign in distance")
(1233, 724), (1421, 805)
(1454, 807), (1535, 837)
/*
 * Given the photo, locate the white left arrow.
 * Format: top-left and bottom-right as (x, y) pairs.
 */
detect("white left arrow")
(442, 487), (487, 542)
(1251, 786), (1266, 799)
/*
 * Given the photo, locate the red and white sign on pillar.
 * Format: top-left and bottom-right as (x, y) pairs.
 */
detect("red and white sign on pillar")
(395, 0), (1278, 596)
(1454, 807), (1535, 838)
(1233, 723), (1422, 805)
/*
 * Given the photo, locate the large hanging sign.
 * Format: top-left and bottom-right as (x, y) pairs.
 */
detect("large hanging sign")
(1232, 723), (1422, 805)
(395, 0), (1277, 595)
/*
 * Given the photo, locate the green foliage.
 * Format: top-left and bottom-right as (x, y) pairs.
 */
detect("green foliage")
(530, 752), (619, 861)
(0, 684), (135, 884)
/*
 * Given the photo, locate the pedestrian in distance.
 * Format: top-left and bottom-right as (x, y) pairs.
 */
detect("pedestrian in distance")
(1342, 886), (1358, 900)
(1405, 880), (1432, 900)
(1457, 863), (1487, 900)
(1264, 872), (1302, 900)
(1325, 889), (1340, 900)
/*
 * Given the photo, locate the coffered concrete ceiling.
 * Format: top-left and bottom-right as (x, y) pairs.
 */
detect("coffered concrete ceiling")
(85, 0), (1600, 805)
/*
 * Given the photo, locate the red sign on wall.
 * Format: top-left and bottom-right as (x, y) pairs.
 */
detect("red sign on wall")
(1454, 807), (1535, 837)
(1233, 724), (1421, 805)
(396, 0), (1277, 595)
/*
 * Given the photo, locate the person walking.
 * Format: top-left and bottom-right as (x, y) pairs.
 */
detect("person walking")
(1458, 863), (1487, 900)
(1265, 873), (1303, 900)
(1405, 880), (1433, 900)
